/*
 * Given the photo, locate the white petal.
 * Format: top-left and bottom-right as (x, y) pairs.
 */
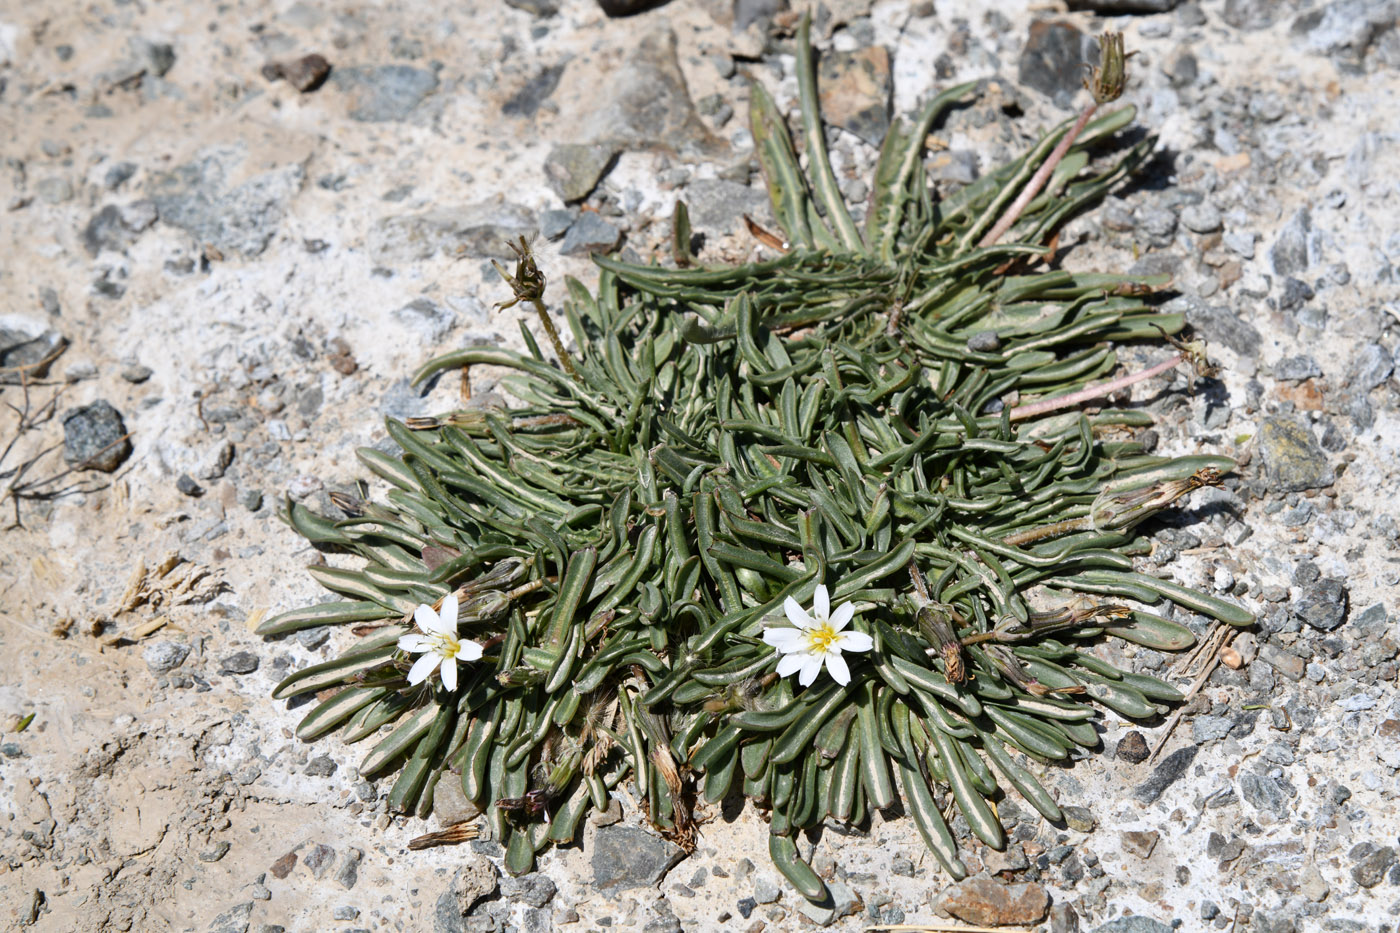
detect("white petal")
(798, 655), (824, 687)
(813, 584), (830, 622)
(398, 633), (434, 653)
(828, 601), (856, 632)
(407, 652), (440, 685)
(440, 593), (459, 630)
(836, 630), (873, 653)
(824, 650), (851, 686)
(440, 656), (458, 691)
(775, 653), (807, 678)
(414, 603), (439, 634)
(784, 596), (813, 630)
(458, 639), (484, 662)
(763, 628), (806, 652)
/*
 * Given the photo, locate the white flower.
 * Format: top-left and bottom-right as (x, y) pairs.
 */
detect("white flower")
(762, 584), (873, 687)
(397, 594), (483, 691)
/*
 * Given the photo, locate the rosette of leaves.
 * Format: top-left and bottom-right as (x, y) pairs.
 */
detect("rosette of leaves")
(261, 18), (1252, 898)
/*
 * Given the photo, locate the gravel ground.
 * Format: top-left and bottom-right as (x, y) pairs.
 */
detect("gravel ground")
(1, 1), (1398, 931)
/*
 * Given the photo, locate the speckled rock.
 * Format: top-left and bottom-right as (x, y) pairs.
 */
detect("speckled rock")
(332, 65), (439, 122)
(1258, 416), (1331, 492)
(62, 400), (132, 472)
(544, 143), (619, 203)
(591, 825), (685, 890)
(941, 879), (1049, 926)
(817, 45), (891, 146)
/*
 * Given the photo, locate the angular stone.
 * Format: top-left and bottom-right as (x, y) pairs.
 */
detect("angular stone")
(207, 901), (253, 933)
(591, 825), (685, 890)
(544, 143), (618, 203)
(1062, 805), (1096, 832)
(1019, 21), (1088, 109)
(220, 651), (260, 674)
(1273, 355), (1322, 382)
(941, 879), (1049, 926)
(62, 400), (132, 472)
(1091, 918), (1173, 933)
(1133, 745), (1197, 804)
(559, 213), (621, 257)
(501, 873), (556, 908)
(1258, 416), (1330, 492)
(1121, 830), (1159, 859)
(1350, 342), (1393, 389)
(1239, 771), (1289, 816)
(1115, 730), (1150, 763)
(1296, 578), (1347, 632)
(333, 65), (439, 122)
(1269, 208), (1311, 276)
(263, 53), (332, 92)
(1351, 845), (1395, 888)
(1191, 714), (1233, 744)
(569, 29), (719, 154)
(817, 45), (891, 146)
(683, 179), (773, 237)
(393, 298), (457, 343)
(370, 201), (538, 263)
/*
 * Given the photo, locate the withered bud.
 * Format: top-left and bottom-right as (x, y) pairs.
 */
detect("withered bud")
(917, 603), (966, 683)
(1087, 31), (1130, 105)
(492, 236), (547, 308)
(1090, 467), (1225, 533)
(984, 645), (1086, 697)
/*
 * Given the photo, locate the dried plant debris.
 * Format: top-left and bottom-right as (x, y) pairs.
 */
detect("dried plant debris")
(259, 21), (1250, 900)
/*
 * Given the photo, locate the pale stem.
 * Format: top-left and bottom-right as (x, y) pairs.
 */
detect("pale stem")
(1008, 352), (1184, 423)
(978, 102), (1098, 249)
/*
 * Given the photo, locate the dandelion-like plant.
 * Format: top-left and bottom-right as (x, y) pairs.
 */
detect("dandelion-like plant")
(261, 20), (1251, 902)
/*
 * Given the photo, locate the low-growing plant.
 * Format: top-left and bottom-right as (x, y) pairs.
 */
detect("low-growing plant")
(261, 20), (1250, 903)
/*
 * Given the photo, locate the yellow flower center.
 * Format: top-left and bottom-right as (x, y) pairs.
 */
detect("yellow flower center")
(805, 622), (838, 654)
(435, 633), (462, 659)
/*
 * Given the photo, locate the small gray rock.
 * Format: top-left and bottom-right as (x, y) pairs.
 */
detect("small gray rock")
(501, 873), (556, 908)
(176, 474), (204, 497)
(816, 45), (892, 146)
(560, 213), (621, 257)
(544, 144), (618, 203)
(752, 876), (781, 904)
(303, 843), (336, 879)
(296, 626), (330, 649)
(1239, 771), (1290, 816)
(574, 29), (718, 154)
(336, 847), (363, 890)
(505, 0), (561, 14)
(1061, 805), (1096, 832)
(220, 651), (260, 674)
(1296, 577), (1347, 631)
(62, 401), (132, 472)
(333, 65), (439, 122)
(1273, 355), (1322, 382)
(1258, 644), (1305, 681)
(1222, 231), (1256, 258)
(1019, 21), (1090, 109)
(1180, 202), (1222, 233)
(105, 162), (138, 190)
(1269, 208), (1312, 276)
(371, 202), (538, 263)
(1066, 0), (1177, 10)
(207, 901), (253, 933)
(1223, 0), (1279, 30)
(305, 755), (337, 777)
(1350, 342), (1393, 389)
(684, 179), (772, 237)
(1133, 745), (1197, 804)
(0, 323), (67, 384)
(539, 208), (577, 240)
(331, 906), (358, 921)
(1351, 845), (1396, 888)
(36, 178), (73, 205)
(199, 841), (232, 862)
(146, 146), (305, 258)
(591, 825), (685, 890)
(1258, 416), (1330, 492)
(122, 363), (154, 383)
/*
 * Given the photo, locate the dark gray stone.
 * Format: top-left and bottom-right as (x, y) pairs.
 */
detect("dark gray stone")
(146, 147), (305, 258)
(736, 0), (787, 30)
(1239, 771), (1289, 815)
(333, 66), (439, 122)
(393, 298), (457, 343)
(1350, 342), (1393, 389)
(304, 755), (337, 776)
(502, 64), (565, 118)
(500, 873), (556, 907)
(83, 204), (155, 255)
(435, 856), (500, 931)
(220, 651), (259, 675)
(1269, 208), (1312, 276)
(207, 901), (253, 933)
(62, 401), (132, 472)
(1296, 577), (1348, 631)
(336, 847), (363, 890)
(176, 474), (204, 497)
(539, 208), (577, 241)
(929, 150), (980, 185)
(1132, 745), (1197, 804)
(371, 202), (538, 263)
(199, 841), (232, 862)
(544, 143), (618, 202)
(1191, 715), (1233, 744)
(1019, 20), (1089, 109)
(129, 37), (176, 78)
(263, 53), (332, 93)
(591, 825), (685, 890)
(1116, 730), (1150, 763)
(1351, 845), (1395, 888)
(1273, 355), (1322, 382)
(1258, 416), (1330, 492)
(144, 641), (190, 673)
(560, 213), (622, 257)
(121, 363), (153, 383)
(1061, 805), (1096, 832)
(105, 161), (138, 189)
(1278, 277), (1315, 314)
